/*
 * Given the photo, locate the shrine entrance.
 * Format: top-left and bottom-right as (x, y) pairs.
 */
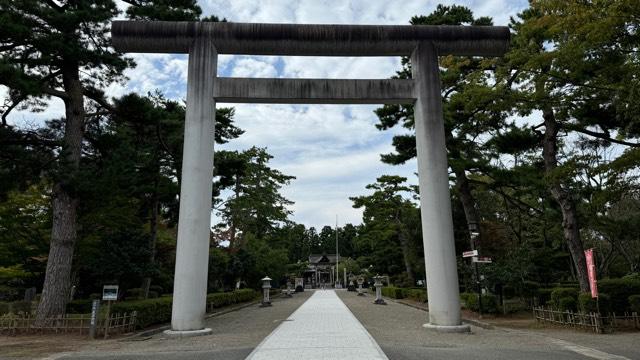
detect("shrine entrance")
(112, 20), (509, 335)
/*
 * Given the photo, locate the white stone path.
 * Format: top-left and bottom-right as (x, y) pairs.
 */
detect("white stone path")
(246, 290), (388, 360)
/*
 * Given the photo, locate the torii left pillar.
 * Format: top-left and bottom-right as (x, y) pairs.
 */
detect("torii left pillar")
(164, 37), (217, 337)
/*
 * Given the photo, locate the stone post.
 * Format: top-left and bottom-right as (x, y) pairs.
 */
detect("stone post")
(165, 37), (217, 336)
(412, 42), (469, 332)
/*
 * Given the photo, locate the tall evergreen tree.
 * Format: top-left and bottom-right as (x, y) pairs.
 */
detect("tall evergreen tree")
(0, 0), (203, 322)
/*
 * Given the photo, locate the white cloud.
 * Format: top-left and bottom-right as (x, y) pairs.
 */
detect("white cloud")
(2, 0), (529, 228)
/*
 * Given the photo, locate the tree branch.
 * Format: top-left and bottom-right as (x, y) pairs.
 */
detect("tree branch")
(568, 126), (640, 147)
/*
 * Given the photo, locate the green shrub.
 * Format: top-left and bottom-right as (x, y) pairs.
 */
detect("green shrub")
(0, 302), (9, 315)
(149, 285), (163, 294)
(628, 295), (640, 313)
(598, 278), (640, 312)
(111, 290), (258, 329)
(206, 289), (257, 308)
(66, 299), (94, 314)
(536, 288), (554, 305)
(112, 296), (172, 329)
(460, 292), (475, 308)
(558, 297), (577, 312)
(405, 288), (427, 303)
(521, 281), (540, 298)
(126, 288), (144, 300)
(11, 300), (32, 314)
(147, 291), (159, 299)
(381, 287), (406, 299)
(550, 288), (579, 306)
(578, 292), (610, 313)
(465, 294), (498, 313)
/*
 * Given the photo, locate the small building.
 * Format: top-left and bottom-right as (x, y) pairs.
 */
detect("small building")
(303, 253), (340, 288)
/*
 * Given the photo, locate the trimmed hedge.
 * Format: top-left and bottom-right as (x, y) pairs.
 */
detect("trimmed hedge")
(67, 299), (94, 314)
(598, 278), (640, 312)
(550, 288), (579, 306)
(381, 287), (406, 299)
(111, 289), (259, 329)
(406, 289), (427, 303)
(578, 292), (610, 313)
(629, 295), (640, 313)
(465, 294), (498, 313)
(207, 289), (257, 308)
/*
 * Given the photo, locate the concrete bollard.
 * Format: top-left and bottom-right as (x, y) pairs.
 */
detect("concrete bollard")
(261, 276), (272, 307)
(357, 277), (365, 296)
(373, 275), (386, 305)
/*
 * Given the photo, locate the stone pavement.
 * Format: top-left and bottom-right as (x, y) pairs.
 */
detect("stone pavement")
(3, 289), (639, 360)
(338, 290), (637, 360)
(246, 290), (387, 360)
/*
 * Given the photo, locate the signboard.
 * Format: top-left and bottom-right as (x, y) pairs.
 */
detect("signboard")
(102, 285), (119, 301)
(585, 248), (598, 298)
(463, 250), (478, 258)
(472, 256), (492, 263)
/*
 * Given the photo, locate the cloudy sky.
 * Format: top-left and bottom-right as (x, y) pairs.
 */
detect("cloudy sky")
(4, 0), (529, 228)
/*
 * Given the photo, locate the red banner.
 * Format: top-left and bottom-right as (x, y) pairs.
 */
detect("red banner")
(585, 248), (598, 298)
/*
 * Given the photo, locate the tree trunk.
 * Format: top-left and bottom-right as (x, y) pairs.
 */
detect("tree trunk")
(453, 166), (480, 250)
(35, 64), (84, 325)
(396, 209), (415, 285)
(142, 178), (159, 299)
(541, 106), (590, 292)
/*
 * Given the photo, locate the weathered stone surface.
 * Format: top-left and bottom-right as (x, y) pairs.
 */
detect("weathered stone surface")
(214, 78), (415, 104)
(111, 21), (509, 57)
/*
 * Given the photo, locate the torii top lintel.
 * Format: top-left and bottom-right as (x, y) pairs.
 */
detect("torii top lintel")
(111, 21), (510, 57)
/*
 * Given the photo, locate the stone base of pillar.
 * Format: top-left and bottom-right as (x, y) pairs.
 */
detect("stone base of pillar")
(163, 328), (212, 338)
(260, 301), (272, 307)
(422, 323), (470, 333)
(373, 298), (387, 305)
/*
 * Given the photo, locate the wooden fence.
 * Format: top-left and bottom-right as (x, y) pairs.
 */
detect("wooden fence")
(0, 311), (137, 337)
(533, 306), (639, 333)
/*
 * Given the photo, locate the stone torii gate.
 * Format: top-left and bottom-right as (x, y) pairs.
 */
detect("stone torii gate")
(112, 21), (509, 335)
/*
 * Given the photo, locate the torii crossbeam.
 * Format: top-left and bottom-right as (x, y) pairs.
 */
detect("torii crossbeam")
(111, 20), (509, 336)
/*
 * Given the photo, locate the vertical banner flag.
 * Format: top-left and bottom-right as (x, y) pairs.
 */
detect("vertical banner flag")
(585, 248), (598, 298)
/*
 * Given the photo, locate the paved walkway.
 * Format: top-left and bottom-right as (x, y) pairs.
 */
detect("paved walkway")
(246, 290), (388, 360)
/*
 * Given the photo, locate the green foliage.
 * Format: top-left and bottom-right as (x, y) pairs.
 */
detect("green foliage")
(66, 299), (94, 314)
(405, 288), (427, 303)
(628, 295), (640, 313)
(112, 297), (173, 329)
(598, 278), (640, 312)
(112, 290), (257, 329)
(537, 288), (554, 306)
(550, 288), (579, 306)
(465, 294), (499, 314)
(206, 289), (258, 308)
(126, 288), (145, 300)
(578, 293), (610, 314)
(381, 287), (406, 299)
(0, 302), (9, 315)
(558, 297), (577, 312)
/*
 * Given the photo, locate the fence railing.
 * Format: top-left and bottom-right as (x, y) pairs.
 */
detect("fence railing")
(0, 311), (137, 337)
(533, 306), (639, 333)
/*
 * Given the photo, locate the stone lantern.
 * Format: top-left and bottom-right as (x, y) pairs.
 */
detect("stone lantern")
(261, 276), (272, 307)
(373, 275), (386, 305)
(356, 276), (365, 296)
(285, 280), (293, 297)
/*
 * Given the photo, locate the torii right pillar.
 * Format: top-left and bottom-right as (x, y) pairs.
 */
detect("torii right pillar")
(413, 42), (470, 332)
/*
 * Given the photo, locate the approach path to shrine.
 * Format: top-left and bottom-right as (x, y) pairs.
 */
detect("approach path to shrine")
(245, 290), (388, 360)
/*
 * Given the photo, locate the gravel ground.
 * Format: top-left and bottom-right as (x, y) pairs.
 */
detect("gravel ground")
(337, 290), (635, 360)
(0, 291), (313, 360)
